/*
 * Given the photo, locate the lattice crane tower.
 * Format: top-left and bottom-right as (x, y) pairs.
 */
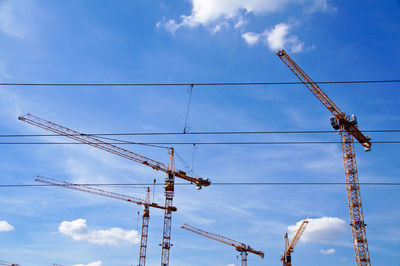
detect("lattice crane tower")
(276, 50), (371, 265)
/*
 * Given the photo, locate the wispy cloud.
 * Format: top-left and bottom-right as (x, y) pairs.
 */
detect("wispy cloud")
(59, 219), (140, 245)
(320, 248), (336, 255)
(0, 220), (14, 232)
(159, 0), (334, 32)
(74, 262), (102, 266)
(242, 23), (304, 53)
(158, 0), (335, 52)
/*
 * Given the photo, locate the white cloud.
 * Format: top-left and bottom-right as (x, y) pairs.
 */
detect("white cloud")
(242, 23), (304, 53)
(159, 0), (335, 33)
(288, 217), (348, 244)
(308, 0), (337, 13)
(74, 262), (102, 266)
(59, 219), (140, 245)
(266, 23), (290, 50)
(241, 32), (261, 46)
(320, 248), (336, 255)
(227, 264), (236, 266)
(159, 0), (335, 53)
(0, 220), (14, 232)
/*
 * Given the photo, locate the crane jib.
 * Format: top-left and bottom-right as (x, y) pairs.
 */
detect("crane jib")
(19, 113), (211, 187)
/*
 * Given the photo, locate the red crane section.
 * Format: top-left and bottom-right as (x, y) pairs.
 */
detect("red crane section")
(276, 49), (371, 266)
(35, 175), (176, 212)
(181, 224), (264, 266)
(19, 113), (210, 188)
(281, 218), (309, 266)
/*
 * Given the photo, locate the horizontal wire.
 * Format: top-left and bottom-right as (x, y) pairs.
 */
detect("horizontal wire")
(0, 182), (399, 187)
(0, 141), (397, 145)
(0, 80), (399, 86)
(0, 129), (399, 138)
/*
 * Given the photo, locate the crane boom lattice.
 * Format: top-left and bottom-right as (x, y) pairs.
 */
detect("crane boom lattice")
(287, 219), (308, 255)
(181, 223), (264, 266)
(35, 175), (175, 211)
(281, 218), (309, 265)
(182, 224), (245, 248)
(276, 50), (371, 150)
(18, 114), (210, 187)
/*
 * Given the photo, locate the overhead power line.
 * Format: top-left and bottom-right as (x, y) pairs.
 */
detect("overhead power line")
(0, 129), (399, 138)
(0, 80), (399, 87)
(0, 141), (398, 145)
(0, 182), (399, 188)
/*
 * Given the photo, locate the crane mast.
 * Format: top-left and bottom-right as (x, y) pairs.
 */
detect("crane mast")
(181, 224), (264, 266)
(161, 149), (175, 266)
(35, 175), (176, 266)
(139, 187), (151, 266)
(18, 114), (210, 188)
(281, 218), (308, 266)
(276, 50), (371, 265)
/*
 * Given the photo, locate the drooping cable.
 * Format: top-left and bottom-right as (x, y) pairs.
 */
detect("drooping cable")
(183, 84), (194, 134)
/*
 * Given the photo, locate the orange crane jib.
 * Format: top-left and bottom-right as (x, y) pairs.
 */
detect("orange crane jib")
(276, 50), (371, 152)
(35, 175), (177, 212)
(281, 218), (309, 265)
(18, 113), (211, 188)
(276, 50), (371, 266)
(181, 223), (264, 264)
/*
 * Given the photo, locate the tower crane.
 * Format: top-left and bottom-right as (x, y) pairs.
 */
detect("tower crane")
(0, 261), (20, 266)
(19, 113), (211, 266)
(181, 224), (264, 266)
(281, 218), (308, 266)
(35, 175), (177, 266)
(276, 50), (371, 265)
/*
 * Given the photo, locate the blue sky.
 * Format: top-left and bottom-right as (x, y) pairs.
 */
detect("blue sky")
(0, 0), (399, 265)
